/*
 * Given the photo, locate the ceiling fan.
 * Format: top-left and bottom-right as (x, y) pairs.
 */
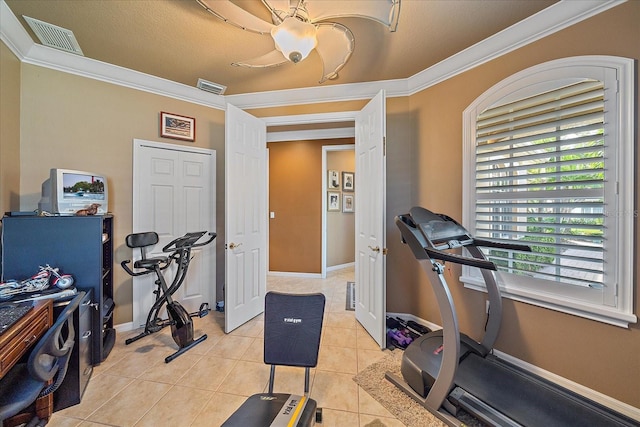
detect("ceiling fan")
(196, 0), (401, 83)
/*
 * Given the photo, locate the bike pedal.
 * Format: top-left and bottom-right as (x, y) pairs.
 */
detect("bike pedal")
(198, 302), (210, 318)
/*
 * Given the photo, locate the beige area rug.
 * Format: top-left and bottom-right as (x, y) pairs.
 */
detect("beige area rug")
(353, 350), (486, 427)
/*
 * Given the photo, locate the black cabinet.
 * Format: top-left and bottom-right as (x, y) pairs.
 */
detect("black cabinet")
(53, 289), (93, 412)
(1, 214), (115, 364)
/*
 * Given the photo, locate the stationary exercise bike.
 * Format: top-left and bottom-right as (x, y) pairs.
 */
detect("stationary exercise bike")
(121, 230), (216, 363)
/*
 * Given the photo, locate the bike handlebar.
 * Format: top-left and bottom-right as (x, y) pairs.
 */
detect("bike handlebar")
(162, 232), (217, 253)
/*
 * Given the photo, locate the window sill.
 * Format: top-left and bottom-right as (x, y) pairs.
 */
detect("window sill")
(461, 274), (637, 328)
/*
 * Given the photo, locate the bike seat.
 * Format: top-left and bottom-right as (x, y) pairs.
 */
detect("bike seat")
(125, 232), (166, 271)
(134, 256), (168, 270)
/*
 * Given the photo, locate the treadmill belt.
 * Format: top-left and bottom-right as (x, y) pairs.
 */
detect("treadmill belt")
(455, 354), (633, 427)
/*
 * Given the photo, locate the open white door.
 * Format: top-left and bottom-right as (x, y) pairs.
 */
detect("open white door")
(225, 104), (268, 333)
(355, 90), (387, 348)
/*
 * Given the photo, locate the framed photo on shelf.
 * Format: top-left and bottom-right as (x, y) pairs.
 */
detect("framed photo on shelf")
(160, 111), (195, 142)
(343, 194), (354, 213)
(342, 172), (354, 192)
(328, 191), (340, 211)
(328, 170), (340, 189)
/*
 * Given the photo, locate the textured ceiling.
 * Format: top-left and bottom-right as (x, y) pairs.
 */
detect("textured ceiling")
(4, 0), (558, 95)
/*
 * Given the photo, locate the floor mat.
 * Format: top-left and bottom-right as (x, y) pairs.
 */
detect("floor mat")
(353, 350), (486, 427)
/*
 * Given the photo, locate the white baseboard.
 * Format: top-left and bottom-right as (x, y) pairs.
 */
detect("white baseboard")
(268, 263), (353, 278)
(327, 262), (355, 272)
(386, 312), (640, 422)
(268, 271), (323, 278)
(114, 321), (135, 333)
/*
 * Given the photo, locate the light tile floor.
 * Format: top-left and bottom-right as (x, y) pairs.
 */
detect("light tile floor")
(50, 267), (405, 426)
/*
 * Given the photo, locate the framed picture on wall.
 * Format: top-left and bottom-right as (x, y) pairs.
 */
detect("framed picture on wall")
(160, 111), (195, 142)
(328, 191), (340, 211)
(343, 194), (354, 213)
(342, 172), (354, 192)
(328, 170), (340, 189)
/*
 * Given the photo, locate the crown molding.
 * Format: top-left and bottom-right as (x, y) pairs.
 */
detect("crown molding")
(265, 111), (357, 141)
(407, 0), (625, 93)
(0, 0), (226, 110)
(226, 78), (409, 110)
(1, 0), (625, 111)
(267, 127), (355, 143)
(0, 0), (32, 57)
(263, 111), (358, 126)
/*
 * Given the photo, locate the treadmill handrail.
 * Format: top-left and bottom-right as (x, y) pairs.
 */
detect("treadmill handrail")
(472, 238), (532, 252)
(424, 247), (497, 271)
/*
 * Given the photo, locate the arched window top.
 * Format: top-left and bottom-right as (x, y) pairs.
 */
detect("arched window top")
(462, 56), (635, 327)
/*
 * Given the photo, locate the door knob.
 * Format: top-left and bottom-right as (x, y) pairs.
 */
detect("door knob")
(368, 245), (380, 253)
(229, 242), (242, 250)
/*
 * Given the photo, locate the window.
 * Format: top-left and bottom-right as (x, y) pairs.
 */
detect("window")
(462, 57), (635, 327)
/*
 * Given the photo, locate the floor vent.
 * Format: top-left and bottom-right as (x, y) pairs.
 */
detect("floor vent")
(23, 16), (84, 56)
(197, 78), (226, 95)
(346, 282), (355, 311)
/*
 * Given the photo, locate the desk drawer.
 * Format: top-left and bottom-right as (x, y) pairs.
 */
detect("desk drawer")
(0, 306), (50, 376)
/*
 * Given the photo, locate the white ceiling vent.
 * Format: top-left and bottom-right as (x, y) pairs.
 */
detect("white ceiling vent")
(197, 78), (226, 95)
(23, 16), (84, 56)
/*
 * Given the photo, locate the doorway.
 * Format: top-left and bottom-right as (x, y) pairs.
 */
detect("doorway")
(322, 145), (356, 278)
(266, 138), (354, 277)
(227, 92), (386, 346)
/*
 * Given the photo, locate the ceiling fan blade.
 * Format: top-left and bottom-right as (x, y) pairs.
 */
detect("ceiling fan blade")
(261, 0), (292, 23)
(232, 49), (288, 68)
(314, 23), (354, 83)
(306, 0), (401, 31)
(197, 0), (275, 35)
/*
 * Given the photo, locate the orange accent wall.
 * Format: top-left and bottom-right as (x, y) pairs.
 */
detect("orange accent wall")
(268, 138), (354, 273)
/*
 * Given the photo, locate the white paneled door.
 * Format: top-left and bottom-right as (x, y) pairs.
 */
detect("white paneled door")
(132, 139), (216, 329)
(355, 90), (387, 348)
(224, 104), (268, 333)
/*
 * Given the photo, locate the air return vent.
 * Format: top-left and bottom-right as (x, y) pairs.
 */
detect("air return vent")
(23, 16), (84, 56)
(197, 78), (226, 95)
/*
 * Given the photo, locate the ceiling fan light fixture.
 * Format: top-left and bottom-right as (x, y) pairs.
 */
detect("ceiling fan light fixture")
(271, 17), (317, 63)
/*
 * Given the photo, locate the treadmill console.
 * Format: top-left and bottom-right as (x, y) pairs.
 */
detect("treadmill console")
(409, 207), (473, 250)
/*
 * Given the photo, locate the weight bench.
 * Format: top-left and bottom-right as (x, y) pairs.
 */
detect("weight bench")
(222, 291), (325, 426)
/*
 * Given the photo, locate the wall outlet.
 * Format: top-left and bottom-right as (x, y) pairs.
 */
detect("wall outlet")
(485, 300), (490, 314)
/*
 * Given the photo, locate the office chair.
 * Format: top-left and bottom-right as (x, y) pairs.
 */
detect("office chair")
(0, 291), (85, 424)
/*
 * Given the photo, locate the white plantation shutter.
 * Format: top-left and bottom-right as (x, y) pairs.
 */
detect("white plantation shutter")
(462, 57), (636, 327)
(475, 80), (605, 289)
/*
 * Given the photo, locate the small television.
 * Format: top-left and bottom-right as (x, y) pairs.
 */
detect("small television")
(38, 168), (108, 215)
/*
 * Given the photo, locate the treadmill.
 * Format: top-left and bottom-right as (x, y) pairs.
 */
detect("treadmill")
(385, 206), (636, 427)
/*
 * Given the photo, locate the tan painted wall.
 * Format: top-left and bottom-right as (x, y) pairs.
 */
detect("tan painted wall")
(14, 64), (226, 325)
(400, 1), (640, 407)
(326, 150), (355, 268)
(267, 139), (354, 273)
(0, 43), (21, 215)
